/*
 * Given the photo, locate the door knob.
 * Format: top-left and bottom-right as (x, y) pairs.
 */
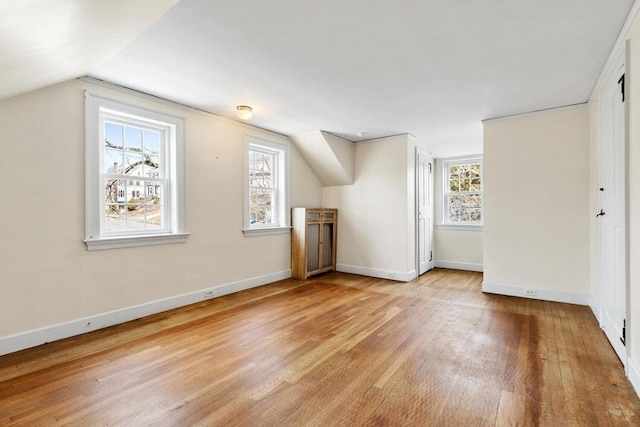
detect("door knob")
(596, 209), (606, 218)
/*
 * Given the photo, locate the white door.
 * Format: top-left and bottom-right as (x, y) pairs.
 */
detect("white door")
(598, 52), (627, 366)
(417, 149), (434, 275)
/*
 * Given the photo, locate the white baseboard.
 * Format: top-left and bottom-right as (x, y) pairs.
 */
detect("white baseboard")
(482, 281), (589, 306)
(336, 264), (416, 282)
(588, 294), (602, 326)
(434, 261), (483, 272)
(629, 358), (640, 399)
(0, 270), (291, 356)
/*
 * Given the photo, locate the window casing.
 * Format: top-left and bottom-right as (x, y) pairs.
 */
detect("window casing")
(438, 156), (483, 228)
(244, 136), (290, 235)
(85, 93), (188, 250)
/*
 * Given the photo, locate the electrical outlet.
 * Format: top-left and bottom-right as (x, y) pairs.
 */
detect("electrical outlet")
(204, 289), (215, 299)
(525, 289), (537, 297)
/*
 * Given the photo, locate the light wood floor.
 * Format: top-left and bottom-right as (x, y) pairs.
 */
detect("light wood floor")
(1, 269), (639, 426)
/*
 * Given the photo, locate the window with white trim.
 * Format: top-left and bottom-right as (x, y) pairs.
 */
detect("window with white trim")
(439, 156), (483, 227)
(85, 93), (188, 250)
(244, 136), (290, 235)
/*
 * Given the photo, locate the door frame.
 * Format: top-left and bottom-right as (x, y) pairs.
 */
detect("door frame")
(597, 42), (630, 370)
(415, 147), (434, 276)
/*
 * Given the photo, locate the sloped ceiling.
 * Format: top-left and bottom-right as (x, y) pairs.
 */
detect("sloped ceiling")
(0, 0), (178, 100)
(1, 0), (635, 157)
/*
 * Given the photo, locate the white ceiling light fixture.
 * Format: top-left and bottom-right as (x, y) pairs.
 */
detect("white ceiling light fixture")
(236, 105), (253, 120)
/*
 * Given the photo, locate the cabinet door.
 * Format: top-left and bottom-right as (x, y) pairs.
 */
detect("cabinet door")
(320, 222), (334, 269)
(306, 223), (320, 273)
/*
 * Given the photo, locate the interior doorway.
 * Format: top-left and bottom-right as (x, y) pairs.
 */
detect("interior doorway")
(597, 46), (628, 367)
(416, 148), (434, 275)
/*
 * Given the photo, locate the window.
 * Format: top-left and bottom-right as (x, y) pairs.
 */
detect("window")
(244, 136), (290, 235)
(85, 92), (188, 250)
(438, 156), (483, 227)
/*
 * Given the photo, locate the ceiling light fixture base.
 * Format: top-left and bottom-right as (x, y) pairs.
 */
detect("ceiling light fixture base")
(236, 105), (253, 120)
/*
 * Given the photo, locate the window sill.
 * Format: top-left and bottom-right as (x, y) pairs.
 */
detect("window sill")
(243, 226), (291, 237)
(85, 233), (190, 251)
(436, 224), (483, 231)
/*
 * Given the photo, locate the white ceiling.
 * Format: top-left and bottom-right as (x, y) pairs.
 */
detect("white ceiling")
(1, 0), (635, 157)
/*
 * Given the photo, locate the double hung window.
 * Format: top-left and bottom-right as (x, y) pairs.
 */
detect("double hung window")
(85, 93), (187, 249)
(244, 136), (290, 235)
(440, 156), (483, 227)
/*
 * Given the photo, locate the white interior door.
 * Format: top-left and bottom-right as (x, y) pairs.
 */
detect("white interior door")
(598, 51), (627, 366)
(417, 149), (434, 275)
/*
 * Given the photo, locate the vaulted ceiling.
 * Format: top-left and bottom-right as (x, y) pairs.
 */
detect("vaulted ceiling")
(0, 0), (635, 156)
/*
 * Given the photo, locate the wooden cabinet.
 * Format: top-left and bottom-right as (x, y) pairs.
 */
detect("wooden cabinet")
(291, 208), (337, 279)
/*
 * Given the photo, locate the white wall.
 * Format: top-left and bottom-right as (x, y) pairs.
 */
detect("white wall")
(482, 104), (590, 304)
(589, 5), (640, 394)
(434, 229), (483, 271)
(0, 79), (323, 351)
(323, 134), (420, 281)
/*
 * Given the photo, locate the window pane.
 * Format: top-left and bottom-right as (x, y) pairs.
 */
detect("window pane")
(105, 179), (125, 205)
(449, 207), (462, 222)
(104, 204), (126, 232)
(262, 168), (272, 188)
(249, 173), (261, 188)
(105, 149), (123, 174)
(102, 125), (164, 233)
(470, 208), (482, 222)
(248, 147), (279, 227)
(143, 130), (160, 155)
(449, 195), (480, 222)
(124, 153), (144, 176)
(450, 194), (469, 208)
(249, 150), (275, 190)
(105, 122), (123, 148)
(144, 205), (163, 230)
(444, 159), (482, 225)
(249, 187), (274, 225)
(124, 126), (142, 151)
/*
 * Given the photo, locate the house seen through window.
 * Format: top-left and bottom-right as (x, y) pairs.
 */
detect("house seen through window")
(104, 121), (163, 232)
(85, 92), (187, 250)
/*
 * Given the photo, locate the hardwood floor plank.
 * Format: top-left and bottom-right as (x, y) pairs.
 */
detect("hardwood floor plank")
(0, 269), (639, 426)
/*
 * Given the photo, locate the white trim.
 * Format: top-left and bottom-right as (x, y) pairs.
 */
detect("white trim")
(84, 92), (188, 249)
(436, 224), (483, 231)
(482, 281), (589, 306)
(482, 102), (587, 123)
(85, 233), (190, 250)
(242, 226), (291, 236)
(0, 270), (291, 356)
(588, 293), (602, 326)
(435, 155), (484, 228)
(80, 76), (290, 139)
(589, 0), (640, 100)
(336, 264), (416, 282)
(415, 147), (435, 275)
(434, 261), (483, 272)
(629, 358), (640, 399)
(243, 135), (291, 232)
